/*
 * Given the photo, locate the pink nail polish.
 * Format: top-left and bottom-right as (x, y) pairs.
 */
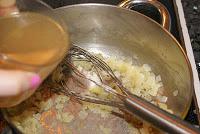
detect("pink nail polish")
(30, 75), (41, 89)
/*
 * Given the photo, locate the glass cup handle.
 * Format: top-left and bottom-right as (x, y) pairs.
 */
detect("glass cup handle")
(118, 0), (171, 31)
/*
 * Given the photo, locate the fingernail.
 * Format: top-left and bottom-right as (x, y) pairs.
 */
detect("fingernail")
(30, 75), (41, 89)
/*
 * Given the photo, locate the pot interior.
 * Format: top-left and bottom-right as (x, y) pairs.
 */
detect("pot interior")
(55, 4), (192, 117)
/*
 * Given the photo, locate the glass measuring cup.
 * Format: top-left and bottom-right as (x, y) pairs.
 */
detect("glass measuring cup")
(0, 0), (69, 107)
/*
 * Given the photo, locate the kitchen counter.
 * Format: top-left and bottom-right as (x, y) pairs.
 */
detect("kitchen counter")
(182, 0), (200, 77)
(181, 0), (200, 126)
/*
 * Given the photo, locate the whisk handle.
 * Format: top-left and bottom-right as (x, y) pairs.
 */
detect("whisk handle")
(124, 96), (200, 134)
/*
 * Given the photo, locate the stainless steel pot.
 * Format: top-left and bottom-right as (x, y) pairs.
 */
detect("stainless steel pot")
(55, 3), (193, 118)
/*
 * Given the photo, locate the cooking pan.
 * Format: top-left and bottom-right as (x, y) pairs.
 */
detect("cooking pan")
(2, 2), (193, 134)
(54, 3), (193, 117)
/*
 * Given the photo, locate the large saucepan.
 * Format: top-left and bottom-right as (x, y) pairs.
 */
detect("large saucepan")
(2, 1), (194, 134)
(55, 3), (193, 118)
(53, 2), (194, 132)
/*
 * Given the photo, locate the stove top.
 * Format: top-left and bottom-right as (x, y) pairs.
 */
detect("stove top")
(1, 0), (199, 133)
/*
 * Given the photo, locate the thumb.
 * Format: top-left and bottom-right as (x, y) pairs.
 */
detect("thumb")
(0, 70), (41, 97)
(0, 0), (18, 16)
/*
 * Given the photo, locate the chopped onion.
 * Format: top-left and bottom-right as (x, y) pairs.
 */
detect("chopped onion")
(173, 90), (179, 96)
(157, 95), (168, 103)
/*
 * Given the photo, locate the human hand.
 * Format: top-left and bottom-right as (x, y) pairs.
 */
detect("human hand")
(0, 0), (18, 16)
(0, 0), (42, 107)
(0, 70), (41, 97)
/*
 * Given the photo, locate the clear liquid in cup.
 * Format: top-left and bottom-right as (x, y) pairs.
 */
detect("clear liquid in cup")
(0, 12), (69, 107)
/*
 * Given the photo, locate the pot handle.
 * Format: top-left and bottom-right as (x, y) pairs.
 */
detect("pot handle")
(118, 0), (171, 31)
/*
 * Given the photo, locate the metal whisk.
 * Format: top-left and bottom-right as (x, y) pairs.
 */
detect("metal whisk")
(50, 45), (200, 134)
